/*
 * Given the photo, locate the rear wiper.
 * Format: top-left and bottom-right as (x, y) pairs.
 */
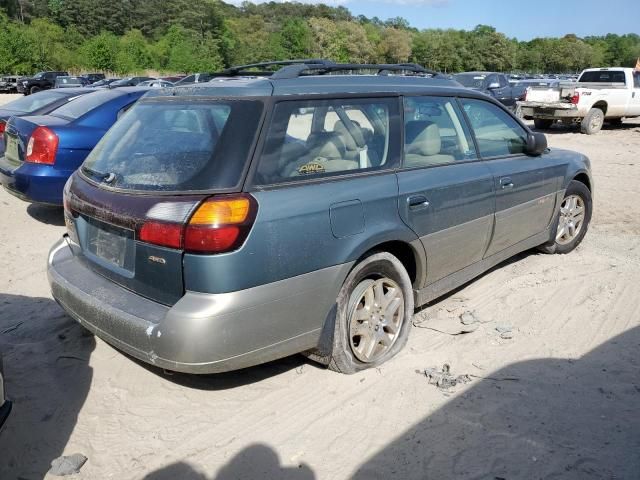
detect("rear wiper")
(82, 166), (118, 183)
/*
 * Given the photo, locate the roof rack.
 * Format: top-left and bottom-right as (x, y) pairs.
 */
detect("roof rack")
(219, 59), (335, 77)
(271, 62), (440, 80)
(211, 59), (440, 80)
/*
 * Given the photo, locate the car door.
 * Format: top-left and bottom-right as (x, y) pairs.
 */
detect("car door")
(628, 71), (640, 116)
(397, 96), (495, 285)
(460, 97), (561, 257)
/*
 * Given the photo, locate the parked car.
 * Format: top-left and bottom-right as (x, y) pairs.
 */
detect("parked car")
(90, 78), (120, 88)
(138, 79), (174, 88)
(519, 67), (640, 134)
(174, 73), (214, 85)
(54, 76), (91, 88)
(0, 352), (11, 431)
(0, 75), (24, 93)
(0, 87), (150, 205)
(109, 76), (155, 88)
(0, 88), (93, 155)
(85, 73), (105, 84)
(454, 72), (527, 110)
(47, 60), (592, 375)
(160, 76), (185, 83)
(17, 71), (69, 95)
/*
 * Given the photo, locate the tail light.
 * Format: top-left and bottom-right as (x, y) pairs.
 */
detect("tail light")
(0, 120), (5, 134)
(26, 126), (58, 165)
(138, 194), (257, 254)
(570, 92), (580, 105)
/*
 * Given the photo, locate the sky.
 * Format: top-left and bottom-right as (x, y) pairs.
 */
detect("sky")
(228, 0), (640, 41)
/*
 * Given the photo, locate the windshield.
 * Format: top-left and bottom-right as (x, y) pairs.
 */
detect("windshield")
(579, 71), (626, 84)
(32, 72), (45, 80)
(51, 90), (120, 120)
(454, 74), (487, 88)
(2, 90), (68, 113)
(81, 99), (264, 192)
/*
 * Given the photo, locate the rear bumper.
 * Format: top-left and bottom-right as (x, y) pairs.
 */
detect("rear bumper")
(0, 157), (68, 205)
(48, 237), (350, 374)
(518, 102), (580, 119)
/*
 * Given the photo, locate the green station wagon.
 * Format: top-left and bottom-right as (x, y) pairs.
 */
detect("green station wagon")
(48, 60), (593, 374)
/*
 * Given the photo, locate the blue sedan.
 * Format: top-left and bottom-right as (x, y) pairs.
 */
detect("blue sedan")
(0, 88), (93, 156)
(0, 87), (149, 205)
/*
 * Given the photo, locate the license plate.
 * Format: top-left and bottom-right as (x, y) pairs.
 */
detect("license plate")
(5, 137), (19, 163)
(85, 218), (132, 269)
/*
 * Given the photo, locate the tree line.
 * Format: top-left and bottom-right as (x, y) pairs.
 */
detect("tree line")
(1, 0), (639, 75)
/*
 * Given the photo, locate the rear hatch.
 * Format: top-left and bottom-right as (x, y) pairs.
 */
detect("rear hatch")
(65, 95), (264, 306)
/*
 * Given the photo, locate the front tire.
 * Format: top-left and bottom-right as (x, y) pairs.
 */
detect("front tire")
(539, 180), (592, 254)
(29, 85), (41, 95)
(581, 108), (604, 134)
(328, 252), (413, 374)
(534, 118), (554, 130)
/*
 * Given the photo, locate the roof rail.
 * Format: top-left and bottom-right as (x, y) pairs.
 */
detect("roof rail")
(270, 62), (440, 80)
(221, 59), (335, 76)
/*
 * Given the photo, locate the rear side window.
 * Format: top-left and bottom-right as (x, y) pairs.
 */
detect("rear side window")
(461, 98), (527, 157)
(579, 71), (626, 84)
(403, 96), (476, 167)
(634, 72), (640, 89)
(81, 99), (263, 192)
(255, 97), (399, 185)
(52, 90), (120, 120)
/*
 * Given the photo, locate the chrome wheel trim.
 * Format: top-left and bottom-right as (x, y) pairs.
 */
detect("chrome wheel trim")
(556, 194), (586, 245)
(590, 111), (603, 131)
(349, 278), (405, 363)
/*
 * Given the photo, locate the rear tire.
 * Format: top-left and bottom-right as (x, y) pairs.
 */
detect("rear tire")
(327, 252), (413, 374)
(534, 118), (554, 130)
(538, 180), (592, 254)
(580, 108), (604, 134)
(29, 85), (41, 95)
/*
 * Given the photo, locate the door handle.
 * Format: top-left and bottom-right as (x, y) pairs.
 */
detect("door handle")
(407, 195), (430, 208)
(500, 177), (514, 189)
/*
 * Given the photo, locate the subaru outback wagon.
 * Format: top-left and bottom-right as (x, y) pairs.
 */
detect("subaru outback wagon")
(48, 61), (593, 374)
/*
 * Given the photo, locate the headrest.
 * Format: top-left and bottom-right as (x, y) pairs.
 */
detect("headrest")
(406, 121), (441, 156)
(333, 120), (365, 151)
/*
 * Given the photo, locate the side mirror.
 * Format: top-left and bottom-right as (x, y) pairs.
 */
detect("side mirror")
(487, 82), (500, 89)
(526, 132), (547, 156)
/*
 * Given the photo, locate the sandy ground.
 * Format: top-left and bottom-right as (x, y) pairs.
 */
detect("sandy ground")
(0, 92), (639, 479)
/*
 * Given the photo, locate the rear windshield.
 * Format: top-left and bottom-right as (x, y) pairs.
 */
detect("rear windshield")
(52, 90), (120, 120)
(56, 77), (84, 85)
(579, 71), (626, 84)
(454, 74), (487, 88)
(2, 90), (68, 112)
(81, 99), (264, 192)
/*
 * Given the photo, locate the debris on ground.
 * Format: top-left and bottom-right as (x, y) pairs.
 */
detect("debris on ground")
(422, 364), (472, 390)
(48, 453), (88, 476)
(495, 324), (514, 339)
(460, 311), (478, 325)
(413, 310), (480, 335)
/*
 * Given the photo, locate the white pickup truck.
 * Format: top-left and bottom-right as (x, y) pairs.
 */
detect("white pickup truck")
(518, 67), (640, 134)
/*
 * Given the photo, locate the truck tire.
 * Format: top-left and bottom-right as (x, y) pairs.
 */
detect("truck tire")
(534, 118), (554, 130)
(538, 180), (592, 255)
(580, 108), (604, 134)
(327, 252), (413, 374)
(29, 85), (41, 95)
